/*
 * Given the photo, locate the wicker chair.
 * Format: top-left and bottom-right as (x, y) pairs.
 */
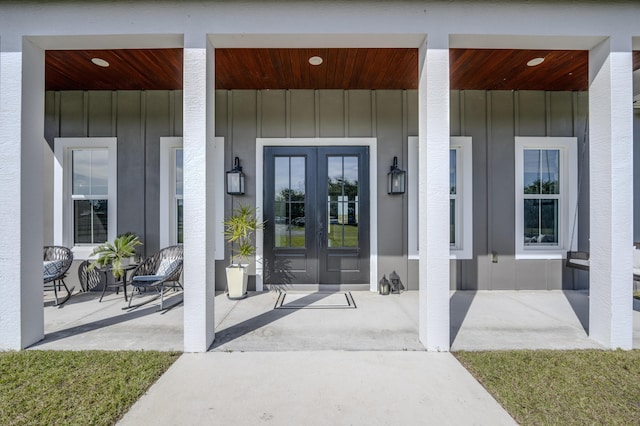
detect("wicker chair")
(43, 246), (74, 306)
(128, 245), (183, 310)
(77, 259), (105, 293)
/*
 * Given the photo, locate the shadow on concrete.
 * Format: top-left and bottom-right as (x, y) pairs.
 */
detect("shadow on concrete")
(210, 292), (333, 350)
(563, 290), (589, 333)
(31, 292), (183, 348)
(449, 290), (476, 346)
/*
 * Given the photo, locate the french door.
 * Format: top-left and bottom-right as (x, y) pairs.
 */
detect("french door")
(263, 146), (369, 285)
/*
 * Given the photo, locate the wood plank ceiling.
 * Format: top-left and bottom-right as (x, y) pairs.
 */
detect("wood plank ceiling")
(45, 49), (183, 91)
(45, 47), (638, 92)
(215, 48), (418, 89)
(450, 49), (588, 91)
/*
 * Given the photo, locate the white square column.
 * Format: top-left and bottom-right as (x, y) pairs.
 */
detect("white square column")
(183, 45), (216, 352)
(0, 40), (45, 350)
(588, 39), (634, 349)
(418, 38), (450, 351)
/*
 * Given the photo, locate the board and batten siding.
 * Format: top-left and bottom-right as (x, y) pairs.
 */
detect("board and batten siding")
(214, 89), (417, 291)
(44, 90), (184, 257)
(450, 90), (590, 290)
(44, 88), (594, 291)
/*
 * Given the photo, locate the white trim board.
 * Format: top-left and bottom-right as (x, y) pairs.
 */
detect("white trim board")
(256, 137), (378, 292)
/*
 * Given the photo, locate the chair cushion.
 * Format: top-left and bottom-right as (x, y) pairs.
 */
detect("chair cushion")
(156, 258), (181, 277)
(132, 275), (166, 283)
(43, 260), (63, 279)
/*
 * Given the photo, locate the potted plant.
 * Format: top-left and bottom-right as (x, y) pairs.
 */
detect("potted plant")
(223, 204), (264, 299)
(88, 232), (143, 280)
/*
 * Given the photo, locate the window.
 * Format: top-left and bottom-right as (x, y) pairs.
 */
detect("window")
(408, 136), (472, 260)
(54, 138), (117, 258)
(515, 137), (577, 259)
(72, 149), (109, 244)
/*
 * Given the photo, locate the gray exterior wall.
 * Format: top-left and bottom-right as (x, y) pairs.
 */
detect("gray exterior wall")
(44, 90), (184, 257)
(45, 88), (600, 292)
(450, 90), (590, 290)
(214, 89), (418, 291)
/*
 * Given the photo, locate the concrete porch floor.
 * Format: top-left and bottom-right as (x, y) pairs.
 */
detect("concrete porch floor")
(32, 289), (640, 351)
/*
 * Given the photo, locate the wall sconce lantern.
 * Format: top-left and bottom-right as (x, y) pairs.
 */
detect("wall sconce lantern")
(387, 156), (406, 195)
(226, 157), (245, 195)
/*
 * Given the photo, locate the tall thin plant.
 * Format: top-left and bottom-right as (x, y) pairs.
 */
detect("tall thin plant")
(223, 204), (265, 266)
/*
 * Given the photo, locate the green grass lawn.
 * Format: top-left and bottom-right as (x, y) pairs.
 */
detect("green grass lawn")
(455, 350), (640, 425)
(0, 350), (180, 426)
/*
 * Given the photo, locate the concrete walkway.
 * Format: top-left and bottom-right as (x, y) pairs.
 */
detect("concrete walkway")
(118, 351), (516, 426)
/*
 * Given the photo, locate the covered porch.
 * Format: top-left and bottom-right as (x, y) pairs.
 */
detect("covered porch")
(32, 289), (640, 352)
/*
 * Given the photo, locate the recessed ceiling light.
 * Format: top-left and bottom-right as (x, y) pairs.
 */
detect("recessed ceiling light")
(526, 57), (545, 67)
(308, 56), (323, 66)
(91, 58), (110, 67)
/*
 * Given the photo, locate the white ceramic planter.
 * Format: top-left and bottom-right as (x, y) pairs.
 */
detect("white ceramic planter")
(226, 264), (248, 299)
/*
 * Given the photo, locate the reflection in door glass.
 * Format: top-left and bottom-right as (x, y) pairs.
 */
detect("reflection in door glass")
(327, 156), (359, 248)
(274, 156), (306, 248)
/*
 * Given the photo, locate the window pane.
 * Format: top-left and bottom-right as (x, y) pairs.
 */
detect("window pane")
(291, 157), (306, 196)
(327, 202), (339, 247)
(90, 150), (108, 195)
(72, 149), (108, 196)
(274, 201), (289, 247)
(343, 156), (358, 194)
(274, 157), (290, 202)
(176, 198), (183, 244)
(523, 149), (541, 194)
(72, 150), (91, 196)
(523, 199), (558, 245)
(327, 156), (359, 248)
(74, 199), (108, 244)
(273, 156), (306, 248)
(540, 199), (558, 244)
(450, 198), (456, 245)
(540, 150), (559, 194)
(450, 149), (457, 194)
(523, 199), (540, 245)
(74, 199), (92, 243)
(175, 149), (183, 196)
(328, 157), (343, 197)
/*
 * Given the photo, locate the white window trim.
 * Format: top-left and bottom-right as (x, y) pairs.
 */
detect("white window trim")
(408, 136), (473, 260)
(515, 136), (578, 259)
(53, 137), (117, 259)
(159, 136), (224, 259)
(256, 137), (378, 292)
